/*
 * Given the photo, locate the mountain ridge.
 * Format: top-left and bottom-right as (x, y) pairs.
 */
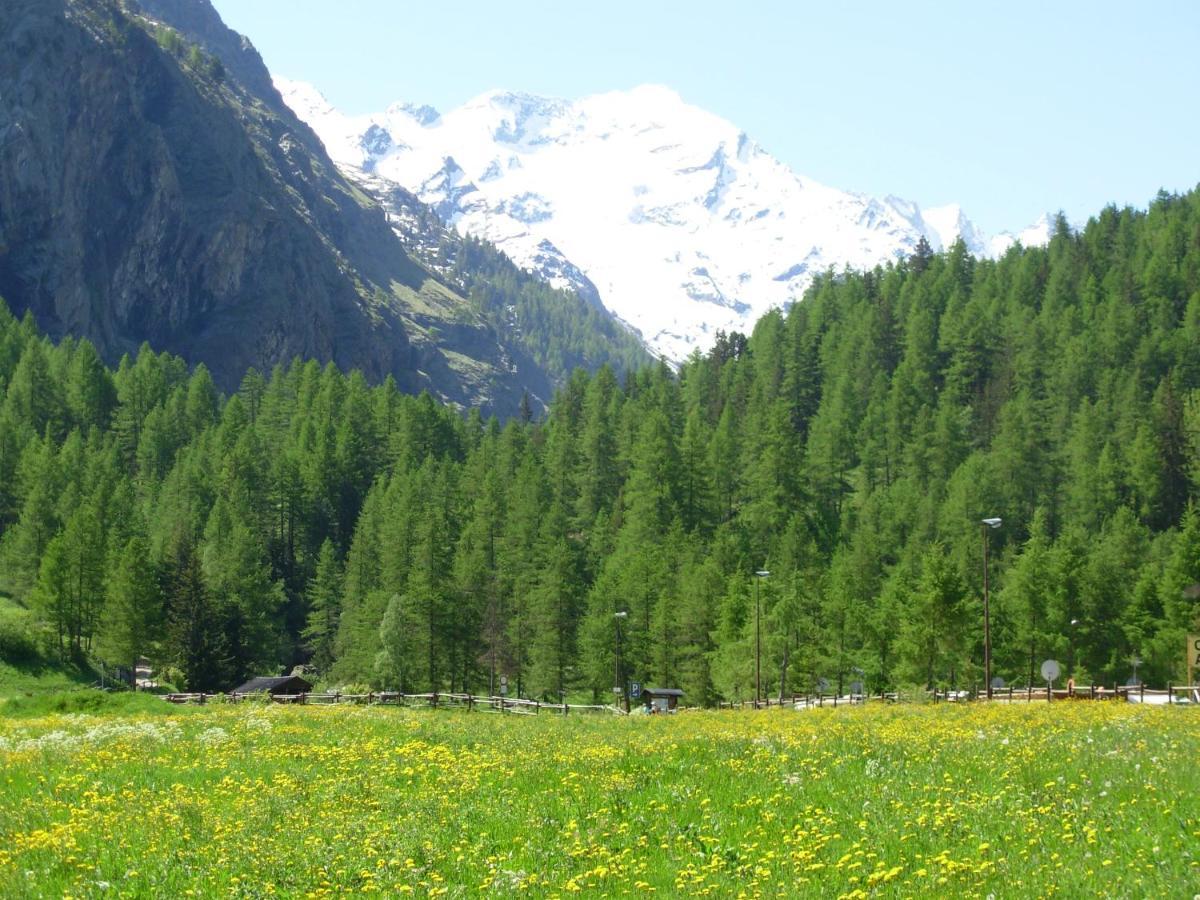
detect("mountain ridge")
(0, 0), (648, 415)
(281, 79), (1053, 360)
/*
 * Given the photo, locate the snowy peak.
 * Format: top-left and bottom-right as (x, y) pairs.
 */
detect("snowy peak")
(396, 102), (440, 126)
(275, 77), (336, 122)
(278, 79), (1051, 360)
(988, 213), (1055, 257)
(922, 203), (989, 255)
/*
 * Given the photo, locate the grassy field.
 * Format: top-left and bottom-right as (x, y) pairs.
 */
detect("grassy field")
(0, 701), (1197, 898)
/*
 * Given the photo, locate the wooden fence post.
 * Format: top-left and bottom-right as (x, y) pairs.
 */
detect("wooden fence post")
(1167, 682), (1173, 705)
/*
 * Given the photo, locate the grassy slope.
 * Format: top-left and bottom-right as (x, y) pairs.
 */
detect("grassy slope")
(0, 662), (92, 700)
(0, 703), (1196, 897)
(0, 594), (94, 703)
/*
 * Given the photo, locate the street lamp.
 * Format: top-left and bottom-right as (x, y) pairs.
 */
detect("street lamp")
(1068, 618), (1080, 685)
(981, 518), (1002, 699)
(754, 570), (770, 707)
(614, 611), (628, 713)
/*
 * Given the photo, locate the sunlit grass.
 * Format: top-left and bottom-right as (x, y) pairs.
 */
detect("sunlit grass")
(1, 702), (1197, 897)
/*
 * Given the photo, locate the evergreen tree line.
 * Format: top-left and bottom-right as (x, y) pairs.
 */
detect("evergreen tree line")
(1, 188), (1199, 697)
(449, 232), (653, 381)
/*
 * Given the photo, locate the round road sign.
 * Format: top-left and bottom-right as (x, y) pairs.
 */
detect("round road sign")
(1040, 659), (1061, 683)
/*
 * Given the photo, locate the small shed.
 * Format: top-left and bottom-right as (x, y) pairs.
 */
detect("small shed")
(232, 675), (312, 696)
(640, 687), (684, 713)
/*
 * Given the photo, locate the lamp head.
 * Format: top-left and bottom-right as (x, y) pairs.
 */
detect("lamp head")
(614, 611), (628, 619)
(981, 517), (1002, 528)
(755, 570), (770, 578)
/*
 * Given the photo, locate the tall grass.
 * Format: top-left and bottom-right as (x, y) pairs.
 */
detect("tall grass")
(0, 703), (1196, 897)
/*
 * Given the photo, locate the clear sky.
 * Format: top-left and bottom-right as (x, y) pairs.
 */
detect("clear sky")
(211, 0), (1199, 237)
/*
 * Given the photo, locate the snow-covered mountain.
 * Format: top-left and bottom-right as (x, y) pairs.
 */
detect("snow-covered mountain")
(280, 80), (1050, 361)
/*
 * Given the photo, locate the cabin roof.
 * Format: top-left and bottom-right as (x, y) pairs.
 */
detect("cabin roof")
(232, 675), (312, 694)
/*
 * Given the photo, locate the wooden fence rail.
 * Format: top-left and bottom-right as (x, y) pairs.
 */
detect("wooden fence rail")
(163, 690), (622, 714)
(707, 684), (1200, 710)
(163, 684), (1200, 709)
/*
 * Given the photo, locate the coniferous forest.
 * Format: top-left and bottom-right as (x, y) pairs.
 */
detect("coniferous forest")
(2, 190), (1199, 700)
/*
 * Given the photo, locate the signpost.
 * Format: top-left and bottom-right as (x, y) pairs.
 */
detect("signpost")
(1041, 659), (1061, 700)
(1128, 654), (1142, 686)
(1188, 635), (1200, 687)
(499, 675), (508, 697)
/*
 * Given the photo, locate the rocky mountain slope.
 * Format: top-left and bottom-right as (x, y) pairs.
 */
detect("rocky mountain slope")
(281, 81), (1051, 361)
(0, 0), (644, 413)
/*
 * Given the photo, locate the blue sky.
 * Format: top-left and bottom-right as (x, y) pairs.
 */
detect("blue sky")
(211, 0), (1199, 236)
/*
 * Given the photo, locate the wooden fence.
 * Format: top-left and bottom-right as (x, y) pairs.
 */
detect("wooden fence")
(714, 683), (1200, 709)
(164, 684), (1200, 711)
(163, 690), (620, 715)
(717, 689), (963, 710)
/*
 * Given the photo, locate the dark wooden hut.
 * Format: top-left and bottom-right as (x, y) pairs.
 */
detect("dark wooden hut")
(231, 675), (312, 696)
(640, 687), (684, 713)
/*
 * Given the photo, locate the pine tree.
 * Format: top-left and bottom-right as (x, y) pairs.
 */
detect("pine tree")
(28, 505), (104, 657)
(166, 541), (229, 691)
(98, 536), (162, 671)
(895, 543), (969, 688)
(302, 539), (343, 675)
(996, 509), (1056, 686)
(377, 591), (421, 691)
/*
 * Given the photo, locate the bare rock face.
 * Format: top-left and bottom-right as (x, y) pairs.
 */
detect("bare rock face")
(0, 0), (554, 413)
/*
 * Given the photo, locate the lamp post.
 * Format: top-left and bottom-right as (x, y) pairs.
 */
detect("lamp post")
(754, 570), (770, 707)
(981, 518), (1002, 699)
(1068, 618), (1079, 684)
(614, 611), (628, 713)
